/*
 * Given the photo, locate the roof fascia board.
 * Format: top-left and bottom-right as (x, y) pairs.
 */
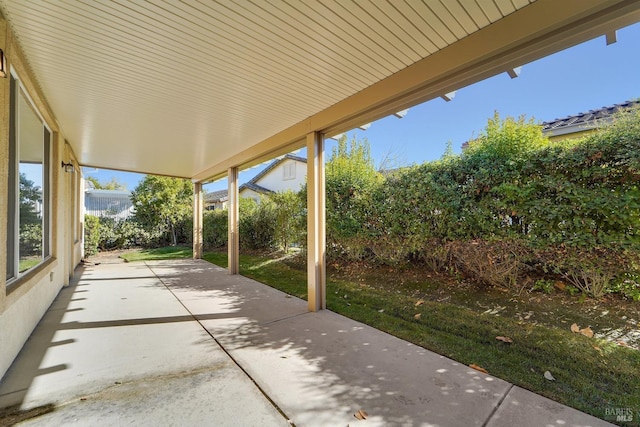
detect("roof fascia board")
(193, 0), (640, 182)
(544, 123), (603, 137)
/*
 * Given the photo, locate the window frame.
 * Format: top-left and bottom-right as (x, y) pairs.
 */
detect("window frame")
(6, 70), (53, 285)
(283, 161), (296, 181)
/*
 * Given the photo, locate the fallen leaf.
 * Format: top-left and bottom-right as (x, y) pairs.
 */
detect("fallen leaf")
(496, 336), (513, 343)
(554, 281), (566, 291)
(544, 371), (555, 381)
(415, 300), (425, 307)
(378, 309), (385, 313)
(570, 323), (580, 333)
(414, 313), (421, 320)
(616, 341), (630, 348)
(592, 345), (602, 352)
(579, 327), (594, 338)
(354, 409), (368, 420)
(469, 364), (488, 374)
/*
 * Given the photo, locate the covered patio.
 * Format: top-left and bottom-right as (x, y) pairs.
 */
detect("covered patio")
(0, 257), (611, 426)
(1, 1), (640, 425)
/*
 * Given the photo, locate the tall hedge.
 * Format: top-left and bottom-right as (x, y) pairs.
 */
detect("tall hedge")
(321, 109), (640, 296)
(203, 209), (228, 249)
(239, 197), (278, 250)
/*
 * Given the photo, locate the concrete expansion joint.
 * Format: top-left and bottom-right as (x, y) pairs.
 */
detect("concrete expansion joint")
(146, 263), (297, 427)
(259, 311), (310, 326)
(482, 384), (514, 427)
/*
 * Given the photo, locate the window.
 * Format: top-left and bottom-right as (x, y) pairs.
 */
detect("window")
(283, 162), (295, 180)
(6, 75), (51, 282)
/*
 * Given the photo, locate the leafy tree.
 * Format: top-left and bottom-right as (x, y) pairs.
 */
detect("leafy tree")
(19, 173), (41, 225)
(131, 175), (193, 246)
(86, 176), (127, 190)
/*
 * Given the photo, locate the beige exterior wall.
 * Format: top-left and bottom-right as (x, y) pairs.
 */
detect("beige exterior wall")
(239, 188), (264, 203)
(255, 158), (306, 193)
(0, 15), (82, 379)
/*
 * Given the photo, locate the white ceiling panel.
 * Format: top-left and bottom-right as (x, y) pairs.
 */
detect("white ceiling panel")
(3, 0), (609, 180)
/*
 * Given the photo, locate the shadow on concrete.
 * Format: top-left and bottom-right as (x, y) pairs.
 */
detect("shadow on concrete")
(148, 259), (510, 427)
(0, 258), (611, 427)
(0, 273), (77, 412)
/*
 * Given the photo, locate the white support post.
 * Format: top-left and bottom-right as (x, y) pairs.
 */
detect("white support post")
(228, 167), (240, 275)
(306, 131), (326, 311)
(193, 182), (203, 259)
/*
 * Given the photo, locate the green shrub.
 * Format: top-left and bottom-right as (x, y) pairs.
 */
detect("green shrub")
(325, 135), (383, 260)
(97, 217), (159, 250)
(84, 214), (100, 257)
(203, 209), (228, 249)
(19, 222), (42, 256)
(239, 197), (277, 251)
(610, 273), (640, 301)
(321, 108), (640, 297)
(270, 190), (305, 252)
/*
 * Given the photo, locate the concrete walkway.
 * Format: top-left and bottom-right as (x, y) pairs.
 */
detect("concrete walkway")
(0, 259), (611, 426)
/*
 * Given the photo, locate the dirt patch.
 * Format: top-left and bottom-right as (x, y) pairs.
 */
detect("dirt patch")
(84, 249), (139, 264)
(0, 404), (56, 425)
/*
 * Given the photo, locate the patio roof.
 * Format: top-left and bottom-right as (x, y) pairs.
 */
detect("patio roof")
(0, 1), (639, 181)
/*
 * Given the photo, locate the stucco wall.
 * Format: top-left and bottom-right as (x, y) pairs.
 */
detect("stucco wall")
(0, 16), (80, 380)
(256, 158), (306, 193)
(239, 188), (263, 202)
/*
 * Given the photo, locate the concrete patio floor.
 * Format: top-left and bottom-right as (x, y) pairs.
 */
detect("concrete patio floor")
(0, 259), (612, 426)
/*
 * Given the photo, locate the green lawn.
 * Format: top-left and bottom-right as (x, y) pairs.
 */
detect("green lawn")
(120, 246), (193, 262)
(127, 247), (640, 425)
(18, 258), (41, 273)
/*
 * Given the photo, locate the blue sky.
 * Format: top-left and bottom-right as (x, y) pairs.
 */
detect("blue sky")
(84, 22), (640, 192)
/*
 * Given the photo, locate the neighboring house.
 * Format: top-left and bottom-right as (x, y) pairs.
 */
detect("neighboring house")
(202, 154), (307, 209)
(541, 99), (639, 141)
(84, 189), (134, 220)
(204, 189), (228, 211)
(240, 154), (307, 202)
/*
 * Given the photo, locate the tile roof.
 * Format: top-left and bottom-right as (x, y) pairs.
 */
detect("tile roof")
(204, 154), (305, 201)
(541, 99), (640, 136)
(204, 189), (228, 203)
(239, 182), (273, 195)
